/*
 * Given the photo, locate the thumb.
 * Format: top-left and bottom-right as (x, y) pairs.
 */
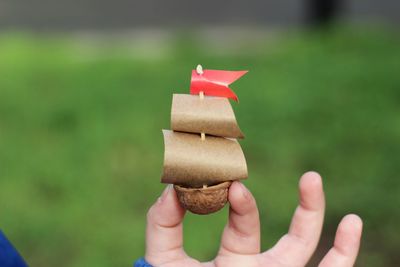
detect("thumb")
(145, 185), (187, 265)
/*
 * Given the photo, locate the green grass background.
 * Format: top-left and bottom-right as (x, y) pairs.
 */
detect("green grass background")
(0, 25), (399, 266)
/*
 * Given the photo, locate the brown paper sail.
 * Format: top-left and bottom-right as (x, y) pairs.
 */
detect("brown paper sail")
(161, 130), (248, 187)
(171, 94), (244, 139)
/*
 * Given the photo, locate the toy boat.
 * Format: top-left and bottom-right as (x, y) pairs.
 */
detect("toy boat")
(161, 65), (248, 215)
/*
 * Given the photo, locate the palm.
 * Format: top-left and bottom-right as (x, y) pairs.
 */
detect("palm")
(145, 172), (362, 267)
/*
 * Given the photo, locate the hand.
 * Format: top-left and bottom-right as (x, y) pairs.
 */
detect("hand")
(145, 172), (362, 267)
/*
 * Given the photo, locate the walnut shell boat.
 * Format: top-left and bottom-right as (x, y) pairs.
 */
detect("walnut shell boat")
(174, 181), (232, 215)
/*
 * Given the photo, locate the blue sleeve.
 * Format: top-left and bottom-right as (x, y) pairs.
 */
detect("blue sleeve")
(134, 257), (153, 267)
(0, 230), (29, 267)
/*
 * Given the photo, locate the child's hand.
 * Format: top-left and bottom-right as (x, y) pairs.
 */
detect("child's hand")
(144, 172), (362, 267)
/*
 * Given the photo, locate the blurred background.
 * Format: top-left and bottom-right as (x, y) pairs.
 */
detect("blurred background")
(0, 0), (399, 266)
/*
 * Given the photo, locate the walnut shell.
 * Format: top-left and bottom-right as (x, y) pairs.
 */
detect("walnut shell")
(174, 181), (232, 215)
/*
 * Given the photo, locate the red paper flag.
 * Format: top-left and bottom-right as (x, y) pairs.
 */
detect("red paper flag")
(190, 68), (248, 101)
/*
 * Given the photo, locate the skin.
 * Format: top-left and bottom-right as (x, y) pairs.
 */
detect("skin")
(145, 172), (363, 267)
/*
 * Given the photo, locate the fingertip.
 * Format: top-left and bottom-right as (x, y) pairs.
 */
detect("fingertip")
(343, 214), (363, 224)
(147, 185), (185, 227)
(339, 214), (363, 236)
(297, 172), (325, 212)
(318, 214), (363, 267)
(228, 181), (256, 215)
(164, 184), (185, 213)
(229, 182), (251, 203)
(300, 171), (323, 189)
(332, 214), (363, 257)
(229, 181), (249, 199)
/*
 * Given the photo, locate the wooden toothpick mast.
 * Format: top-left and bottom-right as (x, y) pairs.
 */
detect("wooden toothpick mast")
(196, 64), (206, 141)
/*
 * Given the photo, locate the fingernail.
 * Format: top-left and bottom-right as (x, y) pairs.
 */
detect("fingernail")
(158, 184), (172, 204)
(239, 182), (251, 200)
